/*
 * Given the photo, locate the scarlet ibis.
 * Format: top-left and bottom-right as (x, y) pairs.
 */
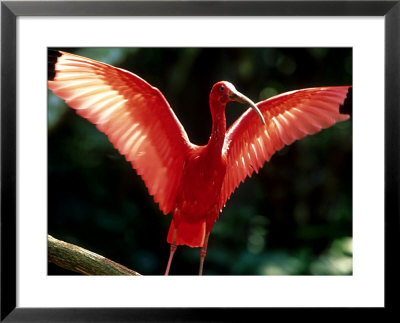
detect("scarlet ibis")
(48, 50), (351, 275)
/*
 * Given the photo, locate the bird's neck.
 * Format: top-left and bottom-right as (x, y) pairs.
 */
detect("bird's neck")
(208, 98), (227, 153)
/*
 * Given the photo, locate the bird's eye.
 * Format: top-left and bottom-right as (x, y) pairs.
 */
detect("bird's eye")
(219, 85), (225, 92)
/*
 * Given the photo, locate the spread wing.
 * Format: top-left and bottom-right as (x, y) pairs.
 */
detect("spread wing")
(48, 50), (194, 215)
(220, 86), (351, 210)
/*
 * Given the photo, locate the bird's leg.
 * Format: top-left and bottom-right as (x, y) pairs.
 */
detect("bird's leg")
(164, 228), (177, 276)
(199, 232), (210, 276)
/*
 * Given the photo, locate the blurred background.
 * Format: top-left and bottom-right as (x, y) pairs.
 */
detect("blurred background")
(48, 48), (352, 275)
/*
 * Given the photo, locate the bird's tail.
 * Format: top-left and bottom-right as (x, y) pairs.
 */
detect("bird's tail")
(167, 219), (206, 248)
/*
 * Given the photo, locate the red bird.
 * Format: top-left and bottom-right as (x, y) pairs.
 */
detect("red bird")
(48, 50), (351, 275)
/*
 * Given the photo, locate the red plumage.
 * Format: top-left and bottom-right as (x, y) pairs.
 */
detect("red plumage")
(48, 50), (351, 274)
(220, 86), (350, 210)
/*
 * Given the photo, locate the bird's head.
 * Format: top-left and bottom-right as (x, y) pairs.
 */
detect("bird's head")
(211, 81), (265, 125)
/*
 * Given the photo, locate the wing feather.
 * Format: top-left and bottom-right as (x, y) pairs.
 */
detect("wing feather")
(48, 50), (193, 215)
(220, 86), (351, 210)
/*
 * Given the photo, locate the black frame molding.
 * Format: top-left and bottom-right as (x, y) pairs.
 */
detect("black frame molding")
(1, 1), (399, 321)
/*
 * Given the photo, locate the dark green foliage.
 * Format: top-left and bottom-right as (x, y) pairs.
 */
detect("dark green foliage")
(48, 48), (352, 275)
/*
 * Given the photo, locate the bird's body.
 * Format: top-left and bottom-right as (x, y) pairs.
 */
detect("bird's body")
(167, 90), (231, 247)
(48, 50), (351, 274)
(169, 145), (227, 247)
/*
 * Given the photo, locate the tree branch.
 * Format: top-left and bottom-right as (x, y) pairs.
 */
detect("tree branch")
(48, 235), (141, 276)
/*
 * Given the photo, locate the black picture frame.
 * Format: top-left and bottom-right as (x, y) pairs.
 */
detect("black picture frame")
(1, 1), (399, 321)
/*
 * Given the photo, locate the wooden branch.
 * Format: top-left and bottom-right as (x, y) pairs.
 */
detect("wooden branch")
(48, 235), (141, 276)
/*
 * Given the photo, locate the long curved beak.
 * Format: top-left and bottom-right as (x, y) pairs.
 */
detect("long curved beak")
(229, 89), (266, 125)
